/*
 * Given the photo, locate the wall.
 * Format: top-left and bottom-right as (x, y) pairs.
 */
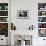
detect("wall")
(11, 0), (38, 30)
(11, 0), (46, 46)
(11, 0), (46, 30)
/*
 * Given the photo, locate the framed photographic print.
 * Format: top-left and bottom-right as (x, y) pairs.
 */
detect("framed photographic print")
(17, 10), (29, 19)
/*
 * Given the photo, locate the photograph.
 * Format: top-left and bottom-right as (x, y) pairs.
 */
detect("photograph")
(17, 10), (29, 19)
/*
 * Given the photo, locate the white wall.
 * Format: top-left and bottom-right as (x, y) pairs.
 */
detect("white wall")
(11, 0), (46, 46)
(11, 0), (46, 30)
(11, 0), (38, 30)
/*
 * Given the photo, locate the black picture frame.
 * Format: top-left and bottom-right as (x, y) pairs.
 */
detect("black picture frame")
(17, 10), (29, 19)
